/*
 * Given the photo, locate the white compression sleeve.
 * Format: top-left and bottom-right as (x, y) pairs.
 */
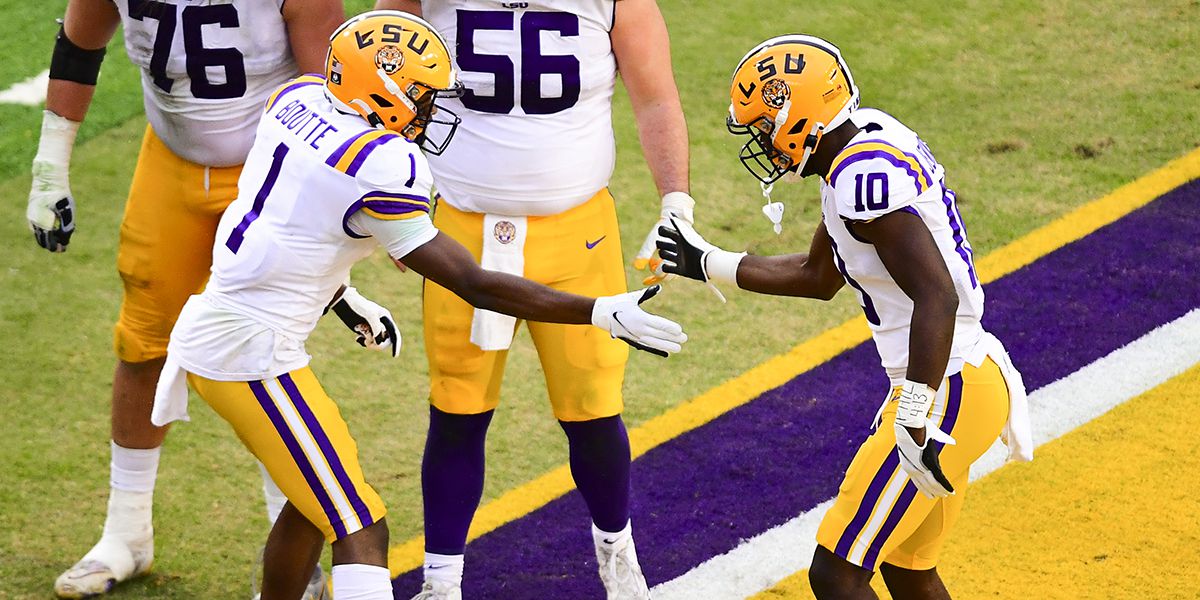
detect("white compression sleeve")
(347, 211), (437, 260)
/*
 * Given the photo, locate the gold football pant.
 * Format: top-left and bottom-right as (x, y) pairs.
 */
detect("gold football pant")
(188, 368), (387, 542)
(113, 126), (240, 363)
(816, 357), (1010, 571)
(423, 189), (629, 422)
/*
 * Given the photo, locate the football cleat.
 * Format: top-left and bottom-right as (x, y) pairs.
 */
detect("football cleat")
(409, 580), (462, 600)
(595, 534), (650, 600)
(54, 535), (153, 598)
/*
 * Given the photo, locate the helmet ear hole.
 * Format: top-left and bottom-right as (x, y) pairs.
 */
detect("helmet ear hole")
(369, 94), (394, 108)
(390, 116), (398, 123)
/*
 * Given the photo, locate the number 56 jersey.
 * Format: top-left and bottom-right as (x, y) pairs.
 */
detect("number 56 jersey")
(820, 108), (986, 382)
(115, 0), (298, 167)
(170, 77), (437, 381)
(422, 0), (617, 215)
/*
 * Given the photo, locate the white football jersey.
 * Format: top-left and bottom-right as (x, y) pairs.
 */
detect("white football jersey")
(168, 77), (437, 380)
(820, 108), (985, 382)
(422, 0), (617, 215)
(114, 0), (298, 166)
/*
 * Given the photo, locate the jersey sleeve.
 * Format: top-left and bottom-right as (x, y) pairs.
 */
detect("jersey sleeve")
(351, 139), (435, 223)
(826, 142), (935, 221)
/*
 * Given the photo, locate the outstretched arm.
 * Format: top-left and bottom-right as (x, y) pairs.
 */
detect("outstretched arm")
(404, 232), (594, 324)
(381, 228), (686, 357)
(657, 219), (845, 300)
(732, 222), (845, 300)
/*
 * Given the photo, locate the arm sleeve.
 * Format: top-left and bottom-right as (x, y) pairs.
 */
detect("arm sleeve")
(343, 141), (438, 258)
(828, 145), (933, 222)
(349, 210), (437, 259)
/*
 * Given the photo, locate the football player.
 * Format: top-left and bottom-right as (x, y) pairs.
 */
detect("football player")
(23, 0), (346, 597)
(657, 36), (1030, 599)
(372, 1), (692, 598)
(152, 10), (685, 600)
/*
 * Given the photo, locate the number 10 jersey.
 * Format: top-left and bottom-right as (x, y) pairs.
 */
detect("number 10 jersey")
(422, 0), (617, 216)
(116, 0), (297, 167)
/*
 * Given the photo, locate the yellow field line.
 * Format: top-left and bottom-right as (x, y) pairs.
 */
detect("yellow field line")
(389, 147), (1200, 576)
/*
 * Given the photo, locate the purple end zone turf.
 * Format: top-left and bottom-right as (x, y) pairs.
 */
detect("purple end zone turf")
(394, 179), (1200, 599)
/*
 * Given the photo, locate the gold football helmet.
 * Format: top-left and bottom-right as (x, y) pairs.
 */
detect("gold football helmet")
(727, 35), (859, 183)
(325, 10), (463, 154)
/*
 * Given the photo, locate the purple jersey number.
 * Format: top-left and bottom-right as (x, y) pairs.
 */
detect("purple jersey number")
(456, 10), (581, 115)
(225, 143), (288, 254)
(128, 0), (247, 99)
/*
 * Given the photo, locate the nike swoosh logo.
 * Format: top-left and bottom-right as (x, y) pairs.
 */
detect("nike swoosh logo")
(603, 538), (619, 544)
(586, 236), (606, 249)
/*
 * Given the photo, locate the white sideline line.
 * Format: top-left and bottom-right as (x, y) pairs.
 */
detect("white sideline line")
(0, 70), (49, 106)
(651, 308), (1200, 600)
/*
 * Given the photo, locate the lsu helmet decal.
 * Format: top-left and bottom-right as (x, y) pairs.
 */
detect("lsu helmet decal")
(727, 35), (859, 183)
(325, 10), (464, 154)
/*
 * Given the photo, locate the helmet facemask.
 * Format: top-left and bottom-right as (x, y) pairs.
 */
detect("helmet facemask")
(728, 115), (792, 184)
(404, 81), (465, 156)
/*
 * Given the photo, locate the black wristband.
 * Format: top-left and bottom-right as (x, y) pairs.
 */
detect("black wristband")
(49, 25), (106, 86)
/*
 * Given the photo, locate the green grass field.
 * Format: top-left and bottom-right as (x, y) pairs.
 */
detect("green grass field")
(1, 0), (1197, 597)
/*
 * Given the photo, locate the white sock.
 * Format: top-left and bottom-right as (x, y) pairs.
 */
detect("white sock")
(423, 552), (464, 586)
(101, 442), (158, 546)
(109, 441), (159, 493)
(331, 564), (392, 600)
(592, 520), (632, 548)
(259, 461), (287, 524)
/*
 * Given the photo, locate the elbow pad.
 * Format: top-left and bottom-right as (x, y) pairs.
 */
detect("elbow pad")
(49, 24), (106, 86)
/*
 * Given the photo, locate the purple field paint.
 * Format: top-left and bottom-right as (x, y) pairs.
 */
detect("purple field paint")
(393, 180), (1200, 598)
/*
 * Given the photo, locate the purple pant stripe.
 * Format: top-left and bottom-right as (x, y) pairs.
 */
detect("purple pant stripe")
(861, 483), (919, 571)
(860, 372), (964, 568)
(277, 373), (374, 531)
(248, 380), (348, 539)
(834, 451), (900, 557)
(393, 180), (1200, 598)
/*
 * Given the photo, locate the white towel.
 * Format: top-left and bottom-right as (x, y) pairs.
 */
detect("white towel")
(470, 214), (527, 351)
(978, 332), (1034, 462)
(151, 354), (191, 427)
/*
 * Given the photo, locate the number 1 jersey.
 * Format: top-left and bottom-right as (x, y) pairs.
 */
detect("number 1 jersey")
(169, 77), (437, 380)
(116, 0), (297, 167)
(422, 0), (617, 215)
(819, 108), (986, 382)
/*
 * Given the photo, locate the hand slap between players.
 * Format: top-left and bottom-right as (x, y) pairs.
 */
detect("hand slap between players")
(633, 191), (695, 286)
(329, 287), (401, 358)
(591, 285), (687, 357)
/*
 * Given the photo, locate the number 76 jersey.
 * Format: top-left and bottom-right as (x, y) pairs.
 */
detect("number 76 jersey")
(115, 0), (297, 167)
(819, 108), (986, 382)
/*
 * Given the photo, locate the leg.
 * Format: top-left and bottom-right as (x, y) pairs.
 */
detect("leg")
(809, 545), (877, 600)
(525, 190), (644, 598)
(879, 563), (950, 600)
(418, 201), (510, 597)
(260, 502), (324, 600)
(55, 128), (235, 599)
(190, 368), (391, 598)
(559, 415), (631, 534)
(814, 359), (1011, 597)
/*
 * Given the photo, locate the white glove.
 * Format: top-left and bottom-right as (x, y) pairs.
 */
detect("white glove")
(329, 287), (400, 357)
(591, 285), (687, 357)
(633, 192), (695, 286)
(892, 380), (958, 498)
(27, 111), (80, 252)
